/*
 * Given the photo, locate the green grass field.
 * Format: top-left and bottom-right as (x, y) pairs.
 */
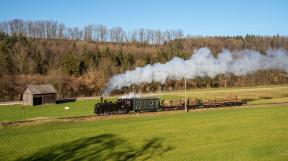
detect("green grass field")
(1, 85), (288, 122)
(0, 86), (288, 161)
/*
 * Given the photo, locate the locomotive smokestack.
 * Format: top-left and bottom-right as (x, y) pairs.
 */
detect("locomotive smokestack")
(100, 96), (103, 103)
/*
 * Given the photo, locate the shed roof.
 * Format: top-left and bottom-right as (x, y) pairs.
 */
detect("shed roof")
(24, 84), (57, 95)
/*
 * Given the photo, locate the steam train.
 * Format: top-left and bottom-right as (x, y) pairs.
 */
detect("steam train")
(94, 96), (247, 115)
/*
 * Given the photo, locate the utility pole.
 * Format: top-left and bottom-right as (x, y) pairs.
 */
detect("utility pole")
(184, 79), (188, 112)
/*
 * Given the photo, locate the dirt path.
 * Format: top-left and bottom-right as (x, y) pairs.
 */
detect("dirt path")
(0, 101), (22, 106)
(0, 110), (183, 128)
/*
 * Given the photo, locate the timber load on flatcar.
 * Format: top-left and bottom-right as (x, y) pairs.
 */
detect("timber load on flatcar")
(161, 98), (203, 111)
(202, 97), (247, 107)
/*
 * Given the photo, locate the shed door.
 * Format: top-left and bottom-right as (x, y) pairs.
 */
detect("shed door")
(33, 97), (42, 105)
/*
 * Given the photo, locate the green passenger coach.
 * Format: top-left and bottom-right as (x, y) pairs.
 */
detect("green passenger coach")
(132, 97), (160, 112)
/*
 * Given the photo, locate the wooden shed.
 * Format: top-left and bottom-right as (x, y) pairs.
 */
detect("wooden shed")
(22, 84), (57, 105)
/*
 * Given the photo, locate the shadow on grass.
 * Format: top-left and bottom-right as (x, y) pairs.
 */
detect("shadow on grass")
(18, 134), (174, 161)
(244, 98), (256, 102)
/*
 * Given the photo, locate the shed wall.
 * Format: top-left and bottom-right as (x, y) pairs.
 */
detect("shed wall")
(42, 94), (57, 104)
(23, 93), (33, 105)
(23, 93), (56, 105)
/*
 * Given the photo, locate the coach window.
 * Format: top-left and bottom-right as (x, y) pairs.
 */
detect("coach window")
(150, 100), (153, 105)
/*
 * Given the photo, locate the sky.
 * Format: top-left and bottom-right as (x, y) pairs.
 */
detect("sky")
(1, 0), (288, 36)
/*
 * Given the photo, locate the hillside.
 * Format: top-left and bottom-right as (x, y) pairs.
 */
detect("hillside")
(0, 32), (288, 101)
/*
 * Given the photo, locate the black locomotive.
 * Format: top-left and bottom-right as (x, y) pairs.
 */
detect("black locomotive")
(94, 96), (247, 115)
(95, 97), (160, 115)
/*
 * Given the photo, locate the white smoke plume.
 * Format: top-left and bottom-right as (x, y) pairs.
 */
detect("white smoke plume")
(103, 47), (288, 95)
(119, 92), (141, 99)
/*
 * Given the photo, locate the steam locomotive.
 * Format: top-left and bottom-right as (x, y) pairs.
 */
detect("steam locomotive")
(94, 96), (247, 115)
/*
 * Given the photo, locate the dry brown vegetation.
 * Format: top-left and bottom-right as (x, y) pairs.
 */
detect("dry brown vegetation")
(0, 31), (288, 101)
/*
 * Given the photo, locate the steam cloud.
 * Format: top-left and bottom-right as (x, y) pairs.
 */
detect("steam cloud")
(118, 92), (141, 99)
(103, 47), (288, 95)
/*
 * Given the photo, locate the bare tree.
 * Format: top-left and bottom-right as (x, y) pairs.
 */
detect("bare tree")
(109, 27), (125, 42)
(58, 23), (65, 39)
(95, 25), (107, 42)
(67, 27), (82, 40)
(84, 25), (93, 41)
(154, 30), (163, 45)
(138, 28), (145, 43)
(0, 21), (9, 34)
(0, 19), (186, 44)
(128, 29), (138, 43)
(50, 21), (58, 38)
(145, 29), (154, 44)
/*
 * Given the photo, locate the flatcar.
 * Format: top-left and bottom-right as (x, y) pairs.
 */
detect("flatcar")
(161, 98), (203, 110)
(202, 97), (246, 107)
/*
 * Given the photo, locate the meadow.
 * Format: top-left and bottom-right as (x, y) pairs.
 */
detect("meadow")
(0, 85), (288, 122)
(0, 85), (288, 161)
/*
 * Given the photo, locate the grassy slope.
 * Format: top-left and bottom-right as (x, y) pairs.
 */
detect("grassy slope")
(0, 105), (288, 161)
(0, 99), (97, 122)
(0, 85), (288, 122)
(160, 85), (288, 100)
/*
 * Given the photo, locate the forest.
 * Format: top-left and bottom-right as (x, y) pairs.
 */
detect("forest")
(0, 19), (288, 101)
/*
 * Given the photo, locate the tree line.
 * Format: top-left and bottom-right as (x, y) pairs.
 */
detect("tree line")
(0, 19), (183, 44)
(0, 19), (288, 101)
